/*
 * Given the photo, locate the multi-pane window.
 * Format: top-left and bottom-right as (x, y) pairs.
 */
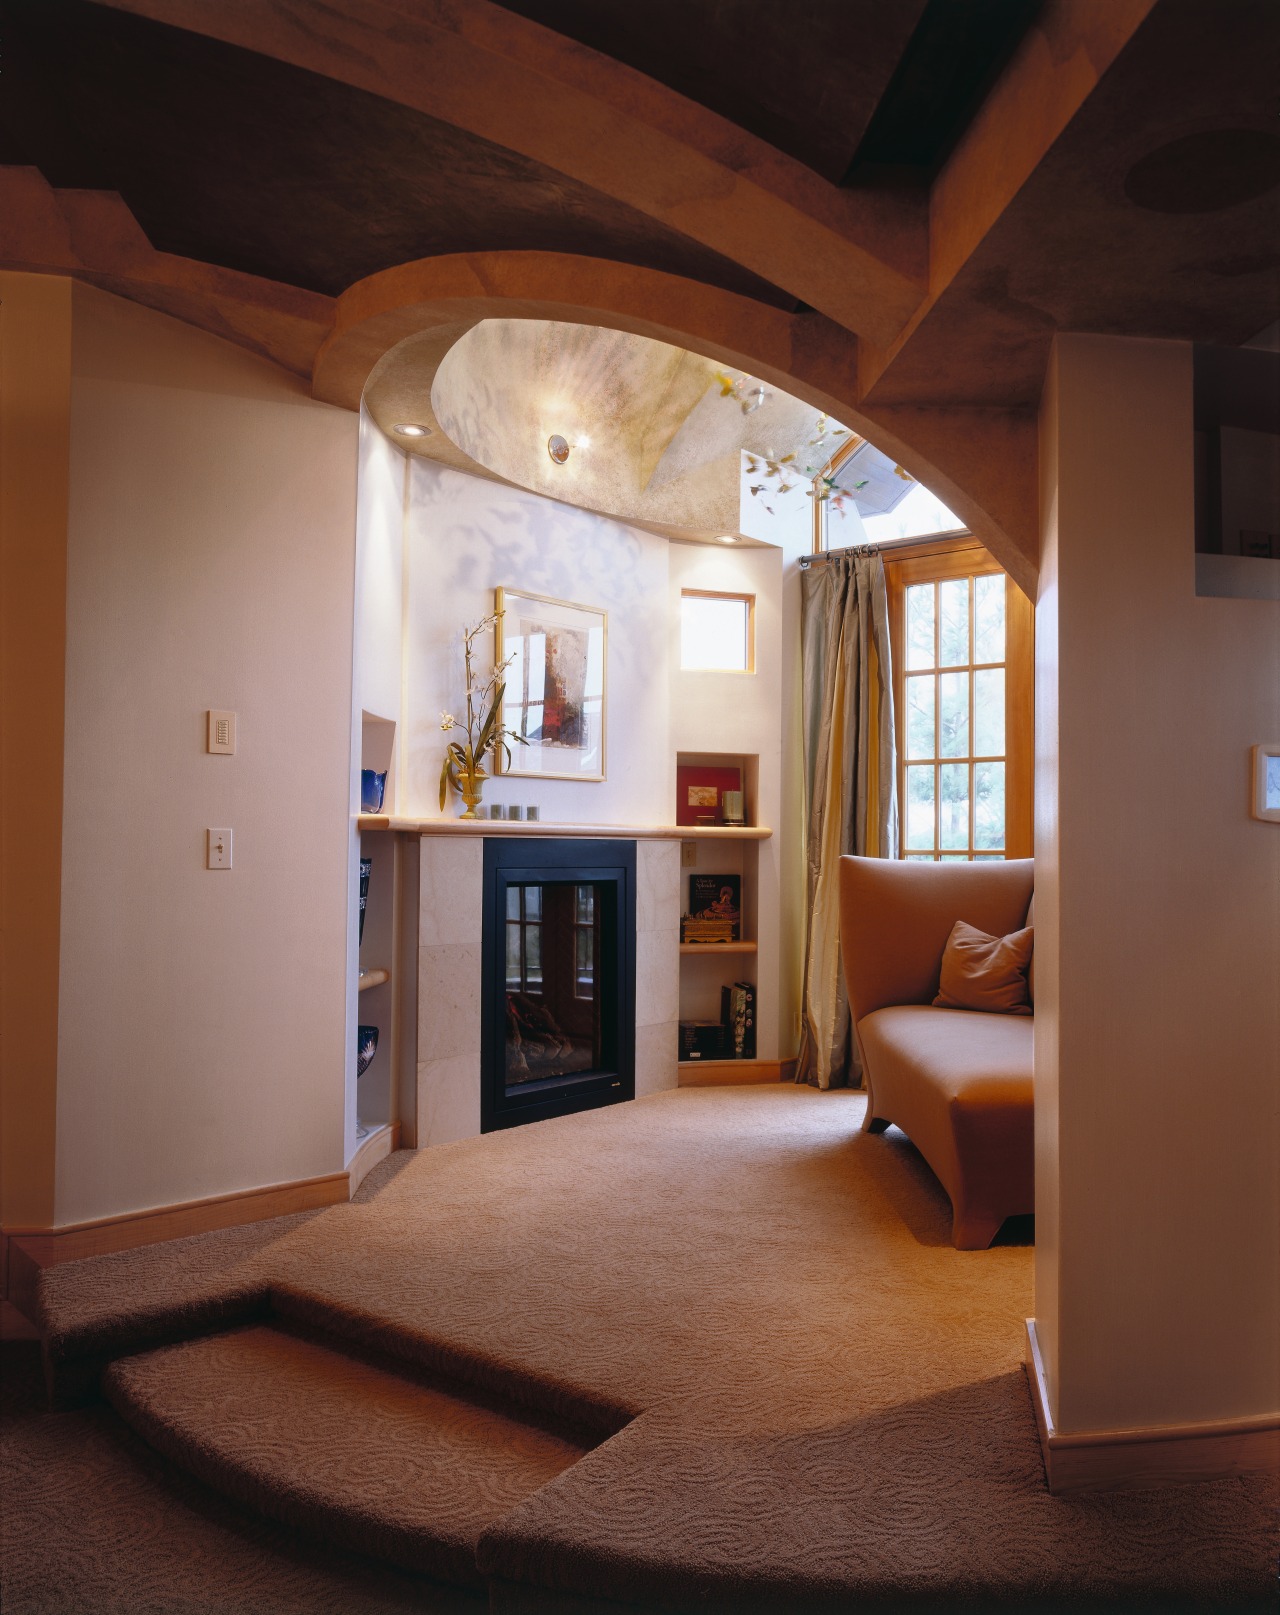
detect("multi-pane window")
(505, 884), (543, 992)
(886, 546), (1032, 860)
(506, 882), (598, 999)
(574, 885), (597, 999)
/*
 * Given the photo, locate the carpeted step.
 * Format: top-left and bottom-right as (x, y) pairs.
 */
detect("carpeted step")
(102, 1323), (591, 1589)
(268, 1282), (635, 1444)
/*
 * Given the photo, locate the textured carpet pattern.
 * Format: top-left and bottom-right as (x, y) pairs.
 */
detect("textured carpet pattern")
(1, 1341), (479, 1615)
(103, 1323), (589, 1586)
(30, 1086), (1280, 1611)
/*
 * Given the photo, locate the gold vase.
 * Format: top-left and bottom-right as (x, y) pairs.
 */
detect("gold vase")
(458, 762), (487, 819)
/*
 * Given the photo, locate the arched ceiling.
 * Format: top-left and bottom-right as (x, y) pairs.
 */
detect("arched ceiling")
(4, 0), (1278, 589)
(364, 317), (843, 540)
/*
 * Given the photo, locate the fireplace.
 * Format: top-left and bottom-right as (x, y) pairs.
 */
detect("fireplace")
(481, 838), (636, 1131)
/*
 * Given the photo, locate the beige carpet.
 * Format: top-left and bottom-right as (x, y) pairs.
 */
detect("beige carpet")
(26, 1085), (1280, 1611)
(1, 1339), (480, 1615)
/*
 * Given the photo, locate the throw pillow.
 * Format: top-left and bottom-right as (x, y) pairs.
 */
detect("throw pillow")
(934, 919), (1034, 1015)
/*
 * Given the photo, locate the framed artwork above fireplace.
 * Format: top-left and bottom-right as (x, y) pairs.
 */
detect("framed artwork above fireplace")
(495, 587), (606, 781)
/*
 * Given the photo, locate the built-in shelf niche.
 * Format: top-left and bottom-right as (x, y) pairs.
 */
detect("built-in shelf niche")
(356, 829), (395, 1136)
(675, 751), (762, 1044)
(674, 749), (759, 829)
(361, 711), (397, 812)
(354, 822), (419, 1148)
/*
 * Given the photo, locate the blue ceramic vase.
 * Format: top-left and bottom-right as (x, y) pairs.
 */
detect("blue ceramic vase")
(356, 1024), (379, 1078)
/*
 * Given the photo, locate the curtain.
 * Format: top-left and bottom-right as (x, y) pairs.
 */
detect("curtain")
(796, 551), (897, 1089)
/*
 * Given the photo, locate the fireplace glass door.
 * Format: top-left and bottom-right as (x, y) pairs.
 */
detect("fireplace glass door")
(482, 838), (636, 1132)
(504, 882), (601, 1088)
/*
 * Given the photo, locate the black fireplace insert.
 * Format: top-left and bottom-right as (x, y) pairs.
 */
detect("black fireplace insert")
(481, 838), (636, 1132)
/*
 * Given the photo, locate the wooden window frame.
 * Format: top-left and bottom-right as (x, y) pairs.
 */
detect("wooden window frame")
(679, 588), (756, 674)
(884, 540), (1033, 860)
(505, 886), (543, 995)
(573, 885), (598, 1000)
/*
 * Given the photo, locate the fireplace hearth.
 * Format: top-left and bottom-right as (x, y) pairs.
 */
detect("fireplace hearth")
(481, 839), (636, 1131)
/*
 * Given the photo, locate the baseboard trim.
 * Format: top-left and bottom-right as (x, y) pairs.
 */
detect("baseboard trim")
(678, 1059), (796, 1087)
(2, 1170), (353, 1318)
(1024, 1317), (1280, 1493)
(347, 1122), (400, 1194)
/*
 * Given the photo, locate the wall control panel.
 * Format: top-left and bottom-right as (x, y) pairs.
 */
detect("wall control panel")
(207, 828), (233, 870)
(207, 709), (236, 754)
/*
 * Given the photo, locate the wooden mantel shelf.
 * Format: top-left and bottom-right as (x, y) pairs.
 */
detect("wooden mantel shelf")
(357, 815), (772, 840)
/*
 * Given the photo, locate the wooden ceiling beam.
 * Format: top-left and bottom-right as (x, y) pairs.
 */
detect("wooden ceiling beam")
(0, 168), (332, 377)
(859, 0), (1158, 401)
(85, 0), (927, 348)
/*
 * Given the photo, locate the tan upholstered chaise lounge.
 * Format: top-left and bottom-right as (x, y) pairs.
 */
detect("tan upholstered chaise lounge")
(839, 855), (1035, 1249)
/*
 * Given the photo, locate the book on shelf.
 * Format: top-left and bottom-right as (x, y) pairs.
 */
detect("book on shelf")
(681, 873), (741, 944)
(719, 981), (756, 1060)
(679, 1020), (725, 1061)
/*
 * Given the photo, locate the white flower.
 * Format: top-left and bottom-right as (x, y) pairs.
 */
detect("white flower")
(439, 711), (458, 732)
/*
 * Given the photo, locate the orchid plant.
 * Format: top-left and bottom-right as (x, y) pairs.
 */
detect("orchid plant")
(438, 611), (526, 814)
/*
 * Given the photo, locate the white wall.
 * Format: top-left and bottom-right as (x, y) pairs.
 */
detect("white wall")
(348, 407), (410, 1157)
(54, 285), (358, 1223)
(402, 461), (670, 826)
(1035, 334), (1280, 1434)
(354, 405), (407, 784)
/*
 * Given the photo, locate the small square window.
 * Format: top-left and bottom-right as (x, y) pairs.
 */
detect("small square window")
(680, 591), (754, 672)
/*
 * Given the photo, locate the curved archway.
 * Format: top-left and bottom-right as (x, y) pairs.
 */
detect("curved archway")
(315, 250), (1037, 590)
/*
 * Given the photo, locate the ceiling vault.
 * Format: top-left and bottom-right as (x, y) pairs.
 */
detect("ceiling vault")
(6, 0), (1277, 587)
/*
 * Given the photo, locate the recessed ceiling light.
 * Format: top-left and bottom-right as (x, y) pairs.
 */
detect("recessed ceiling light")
(393, 422), (430, 438)
(717, 534), (742, 545)
(547, 434), (570, 464)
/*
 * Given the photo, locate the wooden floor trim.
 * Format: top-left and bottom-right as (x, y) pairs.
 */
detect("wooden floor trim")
(2, 1169), (353, 1319)
(678, 1058), (797, 1087)
(1025, 1318), (1280, 1493)
(347, 1122), (400, 1195)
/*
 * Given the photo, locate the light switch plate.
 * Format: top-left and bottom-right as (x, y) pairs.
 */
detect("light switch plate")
(681, 839), (698, 868)
(207, 827), (232, 869)
(207, 709), (236, 754)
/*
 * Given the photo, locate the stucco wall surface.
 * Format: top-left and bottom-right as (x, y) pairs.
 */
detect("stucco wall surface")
(401, 460), (670, 826)
(1036, 333), (1280, 1433)
(53, 285), (358, 1223)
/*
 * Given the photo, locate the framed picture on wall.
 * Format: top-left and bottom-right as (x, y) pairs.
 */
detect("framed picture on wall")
(495, 588), (607, 780)
(1252, 742), (1280, 822)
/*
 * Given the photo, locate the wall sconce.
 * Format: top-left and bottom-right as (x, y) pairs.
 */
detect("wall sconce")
(547, 434), (570, 464)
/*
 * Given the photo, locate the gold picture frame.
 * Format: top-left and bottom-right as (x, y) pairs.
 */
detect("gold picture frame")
(495, 587), (607, 781)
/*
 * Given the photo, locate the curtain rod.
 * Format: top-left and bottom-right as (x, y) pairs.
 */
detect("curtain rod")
(799, 527), (974, 568)
(798, 543), (882, 568)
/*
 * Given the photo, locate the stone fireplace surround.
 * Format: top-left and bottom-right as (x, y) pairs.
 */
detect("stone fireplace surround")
(417, 832), (680, 1146)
